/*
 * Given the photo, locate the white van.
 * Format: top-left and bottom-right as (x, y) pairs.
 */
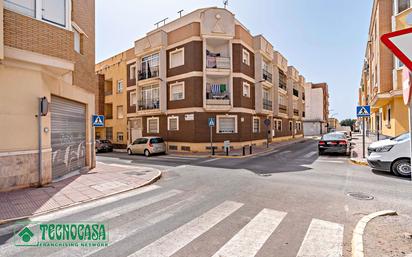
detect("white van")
(367, 133), (411, 177)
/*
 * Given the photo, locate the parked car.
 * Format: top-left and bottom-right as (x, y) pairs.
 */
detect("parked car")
(367, 132), (411, 177)
(95, 139), (113, 153)
(127, 137), (166, 157)
(335, 131), (351, 140)
(318, 132), (350, 156)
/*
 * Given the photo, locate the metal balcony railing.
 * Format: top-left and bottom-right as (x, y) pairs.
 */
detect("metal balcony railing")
(279, 104), (287, 114)
(138, 98), (160, 110)
(263, 99), (272, 110)
(138, 66), (159, 80)
(206, 56), (231, 69)
(262, 69), (272, 83)
(279, 81), (287, 91)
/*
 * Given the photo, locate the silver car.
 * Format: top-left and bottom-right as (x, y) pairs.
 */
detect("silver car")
(127, 137), (166, 157)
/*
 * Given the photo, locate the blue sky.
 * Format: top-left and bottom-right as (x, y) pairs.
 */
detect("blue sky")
(96, 0), (373, 120)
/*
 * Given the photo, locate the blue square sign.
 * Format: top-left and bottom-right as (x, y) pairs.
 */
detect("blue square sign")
(356, 106), (371, 117)
(92, 115), (105, 127)
(208, 118), (215, 127)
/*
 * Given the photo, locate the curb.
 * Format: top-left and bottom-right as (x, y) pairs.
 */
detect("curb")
(352, 210), (397, 257)
(350, 159), (369, 166)
(0, 169), (162, 225)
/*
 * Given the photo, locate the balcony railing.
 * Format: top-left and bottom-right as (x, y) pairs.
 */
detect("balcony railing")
(206, 56), (231, 69)
(262, 69), (272, 83)
(294, 109), (299, 116)
(279, 104), (287, 114)
(263, 99), (272, 110)
(279, 81), (287, 91)
(138, 66), (159, 80)
(293, 89), (299, 97)
(138, 98), (160, 111)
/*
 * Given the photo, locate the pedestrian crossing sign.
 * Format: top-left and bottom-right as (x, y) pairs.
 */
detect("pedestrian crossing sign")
(356, 106), (371, 117)
(208, 118), (216, 127)
(92, 115), (105, 127)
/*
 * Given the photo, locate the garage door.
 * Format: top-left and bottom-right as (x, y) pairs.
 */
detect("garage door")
(51, 96), (86, 180)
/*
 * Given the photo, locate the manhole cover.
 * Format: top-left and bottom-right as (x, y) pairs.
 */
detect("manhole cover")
(346, 192), (374, 200)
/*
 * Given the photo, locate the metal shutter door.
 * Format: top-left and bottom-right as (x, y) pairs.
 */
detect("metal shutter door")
(51, 96), (86, 179)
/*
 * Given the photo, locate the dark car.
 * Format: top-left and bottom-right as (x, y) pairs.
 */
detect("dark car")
(96, 140), (113, 153)
(318, 133), (350, 156)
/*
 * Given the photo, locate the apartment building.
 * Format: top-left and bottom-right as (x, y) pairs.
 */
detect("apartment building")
(95, 48), (136, 148)
(97, 7), (305, 152)
(303, 83), (329, 136)
(0, 0), (96, 191)
(359, 0), (411, 138)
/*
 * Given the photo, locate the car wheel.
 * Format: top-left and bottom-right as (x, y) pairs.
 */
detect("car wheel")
(127, 149), (133, 155)
(391, 159), (411, 177)
(144, 149), (150, 157)
(318, 150), (323, 156)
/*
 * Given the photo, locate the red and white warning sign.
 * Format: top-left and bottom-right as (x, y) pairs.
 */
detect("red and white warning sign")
(381, 27), (412, 71)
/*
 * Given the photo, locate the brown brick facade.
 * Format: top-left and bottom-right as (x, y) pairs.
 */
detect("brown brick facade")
(3, 10), (74, 61)
(167, 41), (203, 77)
(167, 77), (203, 109)
(233, 44), (255, 78)
(233, 77), (255, 109)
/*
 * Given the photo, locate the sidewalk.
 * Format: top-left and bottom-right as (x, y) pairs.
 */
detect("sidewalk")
(168, 137), (307, 158)
(0, 163), (161, 223)
(350, 132), (374, 165)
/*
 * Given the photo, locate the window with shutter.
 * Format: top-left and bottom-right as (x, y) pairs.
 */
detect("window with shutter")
(168, 117), (179, 131)
(242, 82), (250, 97)
(217, 116), (237, 133)
(170, 83), (184, 101)
(169, 48), (184, 68)
(147, 118), (159, 133)
(253, 118), (260, 133)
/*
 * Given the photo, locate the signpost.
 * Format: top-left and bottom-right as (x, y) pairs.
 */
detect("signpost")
(208, 118), (215, 155)
(381, 28), (412, 181)
(357, 105), (371, 158)
(91, 115), (105, 167)
(264, 118), (271, 148)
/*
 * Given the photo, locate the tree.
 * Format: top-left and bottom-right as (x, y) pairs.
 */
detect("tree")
(340, 119), (356, 129)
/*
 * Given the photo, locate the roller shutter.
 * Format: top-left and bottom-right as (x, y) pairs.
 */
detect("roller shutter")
(51, 96), (86, 179)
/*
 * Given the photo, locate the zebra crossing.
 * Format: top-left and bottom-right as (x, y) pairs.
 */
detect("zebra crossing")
(1, 186), (345, 257)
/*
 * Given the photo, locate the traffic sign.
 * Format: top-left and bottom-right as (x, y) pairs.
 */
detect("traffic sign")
(381, 27), (412, 71)
(208, 118), (215, 127)
(356, 106), (371, 117)
(92, 115), (105, 127)
(264, 119), (271, 127)
(402, 67), (412, 105)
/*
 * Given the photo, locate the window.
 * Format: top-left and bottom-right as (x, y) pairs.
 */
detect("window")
(117, 132), (124, 142)
(42, 0), (67, 27)
(253, 117), (260, 133)
(117, 106), (124, 119)
(289, 121), (293, 131)
(279, 94), (287, 106)
(274, 119), (282, 131)
(169, 48), (184, 68)
(130, 65), (136, 80)
(5, 0), (35, 17)
(106, 127), (113, 140)
(396, 58), (404, 69)
(242, 82), (250, 97)
(170, 82), (185, 101)
(147, 117), (159, 133)
(140, 53), (160, 79)
(387, 106), (391, 127)
(242, 49), (250, 65)
(168, 116), (179, 131)
(397, 0), (410, 14)
(117, 80), (123, 93)
(217, 116), (237, 134)
(130, 92), (137, 106)
(73, 28), (82, 54)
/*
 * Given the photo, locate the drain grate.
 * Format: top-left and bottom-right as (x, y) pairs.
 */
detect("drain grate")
(346, 192), (374, 200)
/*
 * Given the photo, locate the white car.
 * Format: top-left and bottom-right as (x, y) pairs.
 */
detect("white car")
(367, 133), (411, 177)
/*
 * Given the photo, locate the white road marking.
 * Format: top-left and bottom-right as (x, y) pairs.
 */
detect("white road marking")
(296, 219), (344, 257)
(155, 156), (200, 160)
(128, 201), (243, 257)
(303, 151), (317, 158)
(199, 158), (219, 164)
(212, 208), (287, 257)
(89, 189), (182, 221)
(316, 160), (344, 164)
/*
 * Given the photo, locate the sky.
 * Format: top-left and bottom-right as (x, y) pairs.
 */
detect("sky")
(96, 0), (374, 120)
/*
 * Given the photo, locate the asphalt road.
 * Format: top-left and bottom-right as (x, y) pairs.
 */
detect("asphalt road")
(1, 139), (412, 257)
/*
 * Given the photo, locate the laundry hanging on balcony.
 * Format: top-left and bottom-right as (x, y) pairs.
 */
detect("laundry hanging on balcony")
(211, 84), (227, 94)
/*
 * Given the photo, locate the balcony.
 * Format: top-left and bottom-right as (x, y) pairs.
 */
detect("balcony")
(279, 104), (287, 114)
(138, 66), (159, 81)
(263, 99), (272, 110)
(206, 56), (231, 69)
(293, 89), (299, 97)
(279, 81), (287, 91)
(138, 98), (160, 111)
(262, 69), (272, 83)
(206, 82), (230, 106)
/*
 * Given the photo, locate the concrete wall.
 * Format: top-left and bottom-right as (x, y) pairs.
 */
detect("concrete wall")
(304, 85), (324, 121)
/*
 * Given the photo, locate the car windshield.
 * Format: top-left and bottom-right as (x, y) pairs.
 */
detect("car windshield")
(322, 133), (346, 141)
(150, 138), (164, 144)
(390, 133), (410, 142)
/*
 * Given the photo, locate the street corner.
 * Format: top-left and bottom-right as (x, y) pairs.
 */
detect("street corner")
(362, 212), (412, 257)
